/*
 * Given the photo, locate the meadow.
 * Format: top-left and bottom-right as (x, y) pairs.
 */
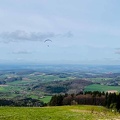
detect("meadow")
(39, 96), (52, 103)
(0, 105), (120, 120)
(84, 84), (120, 92)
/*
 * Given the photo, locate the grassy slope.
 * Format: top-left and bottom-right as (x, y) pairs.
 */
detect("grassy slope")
(39, 96), (52, 103)
(84, 84), (120, 92)
(0, 105), (120, 120)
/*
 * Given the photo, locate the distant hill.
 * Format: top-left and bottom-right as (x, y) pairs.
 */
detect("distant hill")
(32, 79), (92, 94)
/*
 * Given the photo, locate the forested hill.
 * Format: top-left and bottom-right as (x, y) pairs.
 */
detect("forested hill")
(32, 79), (92, 94)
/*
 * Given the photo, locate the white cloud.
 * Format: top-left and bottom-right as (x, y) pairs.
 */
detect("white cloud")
(0, 30), (73, 43)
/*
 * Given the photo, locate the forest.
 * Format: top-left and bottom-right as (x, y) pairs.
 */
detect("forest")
(49, 91), (120, 111)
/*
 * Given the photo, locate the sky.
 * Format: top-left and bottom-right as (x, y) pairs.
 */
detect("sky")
(0, 0), (120, 65)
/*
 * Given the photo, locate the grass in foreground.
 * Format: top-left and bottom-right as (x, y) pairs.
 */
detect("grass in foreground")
(0, 105), (120, 120)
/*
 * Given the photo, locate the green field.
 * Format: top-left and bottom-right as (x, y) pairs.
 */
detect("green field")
(27, 74), (69, 82)
(84, 84), (120, 92)
(40, 96), (52, 103)
(0, 105), (120, 120)
(89, 78), (112, 82)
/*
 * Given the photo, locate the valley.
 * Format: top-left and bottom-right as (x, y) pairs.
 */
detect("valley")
(0, 64), (120, 103)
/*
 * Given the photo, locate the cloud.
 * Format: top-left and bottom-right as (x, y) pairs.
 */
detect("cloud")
(115, 51), (120, 54)
(12, 50), (32, 54)
(115, 48), (120, 50)
(115, 48), (120, 54)
(0, 30), (73, 43)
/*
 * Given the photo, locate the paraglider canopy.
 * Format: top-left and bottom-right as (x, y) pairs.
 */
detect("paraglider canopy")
(44, 39), (52, 43)
(44, 39), (52, 47)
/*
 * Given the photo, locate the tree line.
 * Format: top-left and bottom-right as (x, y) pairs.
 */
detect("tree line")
(49, 91), (120, 111)
(0, 98), (46, 107)
(1, 91), (120, 112)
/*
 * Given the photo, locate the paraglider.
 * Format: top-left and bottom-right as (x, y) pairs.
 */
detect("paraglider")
(44, 39), (52, 47)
